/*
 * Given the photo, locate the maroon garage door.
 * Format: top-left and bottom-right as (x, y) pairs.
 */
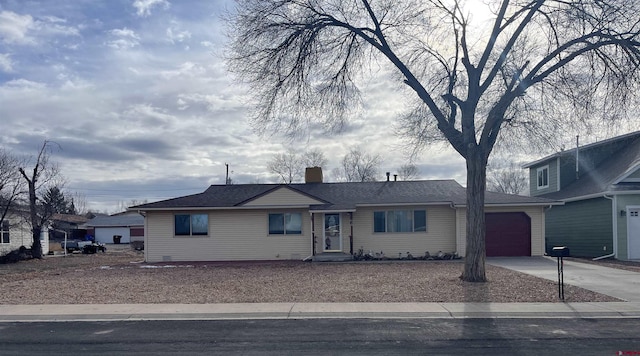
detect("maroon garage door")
(485, 212), (531, 257)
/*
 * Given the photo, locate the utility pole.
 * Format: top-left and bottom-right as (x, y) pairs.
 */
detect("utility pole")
(225, 163), (229, 185)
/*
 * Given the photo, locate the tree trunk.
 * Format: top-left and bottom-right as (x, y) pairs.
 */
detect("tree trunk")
(27, 181), (43, 259)
(461, 150), (488, 282)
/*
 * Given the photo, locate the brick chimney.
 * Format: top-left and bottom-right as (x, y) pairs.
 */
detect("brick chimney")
(305, 167), (323, 183)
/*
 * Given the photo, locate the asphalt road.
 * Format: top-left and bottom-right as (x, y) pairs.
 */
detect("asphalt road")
(1, 318), (639, 355)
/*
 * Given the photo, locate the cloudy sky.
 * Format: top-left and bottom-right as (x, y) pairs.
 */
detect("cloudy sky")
(0, 0), (472, 212)
(1, 0), (636, 213)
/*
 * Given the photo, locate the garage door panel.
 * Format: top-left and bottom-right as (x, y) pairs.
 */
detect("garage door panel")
(486, 212), (531, 257)
(95, 227), (131, 244)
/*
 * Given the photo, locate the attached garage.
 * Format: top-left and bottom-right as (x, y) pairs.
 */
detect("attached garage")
(485, 212), (532, 257)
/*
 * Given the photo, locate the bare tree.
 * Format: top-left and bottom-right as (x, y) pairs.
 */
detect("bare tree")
(268, 149), (329, 183)
(18, 141), (62, 258)
(226, 0), (640, 281)
(334, 147), (382, 182)
(488, 162), (528, 195)
(302, 148), (328, 168)
(68, 191), (88, 215)
(0, 149), (25, 229)
(267, 151), (303, 184)
(397, 163), (420, 181)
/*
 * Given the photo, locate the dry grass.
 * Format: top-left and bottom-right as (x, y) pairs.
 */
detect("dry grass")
(0, 246), (621, 304)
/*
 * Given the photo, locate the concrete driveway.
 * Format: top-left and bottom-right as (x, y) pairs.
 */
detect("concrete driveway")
(487, 257), (640, 302)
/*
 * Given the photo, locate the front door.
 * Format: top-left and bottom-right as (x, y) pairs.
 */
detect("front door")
(324, 213), (342, 252)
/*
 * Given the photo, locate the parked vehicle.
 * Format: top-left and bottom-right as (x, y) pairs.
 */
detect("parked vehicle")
(60, 240), (106, 254)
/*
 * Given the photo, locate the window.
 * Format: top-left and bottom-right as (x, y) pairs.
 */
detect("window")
(537, 166), (549, 189)
(174, 214), (208, 236)
(374, 210), (427, 233)
(1, 221), (9, 244)
(269, 213), (302, 235)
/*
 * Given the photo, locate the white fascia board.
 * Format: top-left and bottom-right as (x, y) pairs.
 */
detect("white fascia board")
(453, 202), (564, 208)
(561, 190), (640, 202)
(134, 205), (313, 212)
(309, 209), (356, 213)
(522, 154), (560, 168)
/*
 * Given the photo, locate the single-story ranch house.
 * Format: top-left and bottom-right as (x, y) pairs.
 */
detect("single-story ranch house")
(130, 168), (560, 263)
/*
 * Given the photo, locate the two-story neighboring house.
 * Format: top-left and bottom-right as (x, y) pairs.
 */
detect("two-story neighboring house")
(523, 131), (640, 260)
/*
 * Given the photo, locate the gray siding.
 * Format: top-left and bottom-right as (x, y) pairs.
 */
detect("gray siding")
(545, 197), (612, 257)
(624, 168), (640, 180)
(529, 159), (559, 196)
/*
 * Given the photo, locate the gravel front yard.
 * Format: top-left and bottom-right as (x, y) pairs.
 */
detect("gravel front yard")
(0, 247), (621, 304)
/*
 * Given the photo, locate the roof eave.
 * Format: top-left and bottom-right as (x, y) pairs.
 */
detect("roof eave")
(522, 154), (560, 169)
(454, 202), (563, 208)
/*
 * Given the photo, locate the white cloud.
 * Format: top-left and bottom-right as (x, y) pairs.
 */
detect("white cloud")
(3, 78), (47, 90)
(34, 16), (80, 38)
(132, 0), (170, 17)
(0, 53), (14, 72)
(177, 93), (243, 113)
(166, 26), (191, 44)
(0, 11), (80, 45)
(106, 27), (140, 49)
(160, 61), (205, 79)
(124, 103), (176, 123)
(0, 11), (35, 44)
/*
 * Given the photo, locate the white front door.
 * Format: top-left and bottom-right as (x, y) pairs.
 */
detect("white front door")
(628, 207), (640, 259)
(323, 213), (342, 252)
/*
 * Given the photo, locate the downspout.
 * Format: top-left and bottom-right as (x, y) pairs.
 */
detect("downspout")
(596, 195), (617, 260)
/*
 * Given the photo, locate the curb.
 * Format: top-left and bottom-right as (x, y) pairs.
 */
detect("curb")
(1, 302), (640, 322)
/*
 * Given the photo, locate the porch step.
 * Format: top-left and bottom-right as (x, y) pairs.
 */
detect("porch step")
(313, 252), (353, 262)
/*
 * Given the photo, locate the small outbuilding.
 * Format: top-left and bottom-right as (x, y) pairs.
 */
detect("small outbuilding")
(82, 212), (144, 244)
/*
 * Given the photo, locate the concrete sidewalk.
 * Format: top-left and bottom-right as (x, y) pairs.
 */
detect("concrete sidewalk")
(487, 257), (640, 302)
(1, 302), (640, 322)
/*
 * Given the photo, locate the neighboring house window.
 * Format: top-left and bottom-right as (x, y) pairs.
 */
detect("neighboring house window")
(174, 214), (208, 236)
(374, 210), (427, 233)
(1, 221), (9, 244)
(537, 166), (549, 189)
(269, 213), (302, 235)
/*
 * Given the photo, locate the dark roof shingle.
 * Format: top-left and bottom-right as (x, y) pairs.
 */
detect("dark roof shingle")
(131, 180), (556, 210)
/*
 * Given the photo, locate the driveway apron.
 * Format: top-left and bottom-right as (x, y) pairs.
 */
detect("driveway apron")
(487, 257), (640, 302)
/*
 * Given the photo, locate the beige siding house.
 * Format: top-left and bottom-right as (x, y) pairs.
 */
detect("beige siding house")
(131, 168), (559, 263)
(0, 212), (32, 256)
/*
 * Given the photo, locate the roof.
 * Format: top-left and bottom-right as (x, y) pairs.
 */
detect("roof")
(131, 180), (558, 211)
(538, 136), (640, 200)
(83, 213), (144, 227)
(50, 214), (89, 225)
(523, 131), (640, 169)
